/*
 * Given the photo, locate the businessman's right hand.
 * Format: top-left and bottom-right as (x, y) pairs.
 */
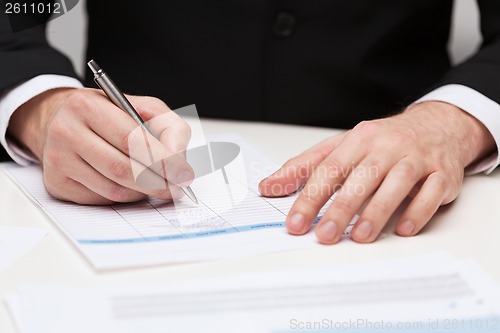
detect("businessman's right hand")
(7, 88), (194, 205)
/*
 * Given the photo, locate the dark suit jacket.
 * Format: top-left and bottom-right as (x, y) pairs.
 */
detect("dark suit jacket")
(1, 0), (500, 162)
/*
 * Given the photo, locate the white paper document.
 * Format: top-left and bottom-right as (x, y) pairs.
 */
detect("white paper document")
(0, 226), (47, 274)
(5, 253), (500, 333)
(1, 137), (357, 270)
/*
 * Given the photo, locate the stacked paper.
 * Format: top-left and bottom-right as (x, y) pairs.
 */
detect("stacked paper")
(4, 252), (500, 333)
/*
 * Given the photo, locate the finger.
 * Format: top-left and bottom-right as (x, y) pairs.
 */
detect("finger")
(127, 96), (191, 153)
(82, 99), (194, 186)
(286, 140), (365, 235)
(352, 157), (426, 243)
(43, 154), (143, 205)
(128, 126), (194, 186)
(126, 95), (171, 121)
(396, 172), (451, 237)
(44, 175), (114, 205)
(259, 133), (347, 197)
(315, 156), (387, 244)
(64, 156), (148, 203)
(155, 113), (191, 155)
(74, 128), (181, 199)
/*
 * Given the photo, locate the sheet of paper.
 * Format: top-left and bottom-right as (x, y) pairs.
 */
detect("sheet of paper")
(5, 253), (500, 333)
(0, 226), (47, 274)
(3, 291), (24, 333)
(1, 136), (357, 270)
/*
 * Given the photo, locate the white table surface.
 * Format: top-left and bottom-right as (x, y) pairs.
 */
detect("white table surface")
(1, 119), (499, 332)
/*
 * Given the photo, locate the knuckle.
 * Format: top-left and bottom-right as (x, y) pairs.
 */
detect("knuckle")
(311, 149), (329, 166)
(299, 187), (328, 209)
(294, 167), (311, 181)
(47, 117), (70, 141)
(109, 160), (132, 181)
(354, 120), (381, 137)
(42, 148), (62, 170)
(120, 130), (133, 155)
(416, 196), (436, 216)
(180, 121), (192, 137)
(107, 184), (133, 202)
(296, 165), (310, 180)
(395, 160), (419, 181)
(358, 158), (382, 179)
(368, 197), (392, 216)
(321, 157), (345, 177)
(64, 89), (92, 113)
(331, 196), (355, 215)
(429, 173), (448, 193)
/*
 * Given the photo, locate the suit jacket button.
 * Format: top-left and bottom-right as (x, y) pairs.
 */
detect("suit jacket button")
(272, 12), (297, 38)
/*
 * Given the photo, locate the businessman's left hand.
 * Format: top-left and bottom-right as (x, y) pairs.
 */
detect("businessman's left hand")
(259, 101), (495, 244)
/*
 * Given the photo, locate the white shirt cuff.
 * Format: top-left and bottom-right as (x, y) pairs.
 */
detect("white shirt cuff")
(415, 84), (500, 175)
(0, 75), (83, 165)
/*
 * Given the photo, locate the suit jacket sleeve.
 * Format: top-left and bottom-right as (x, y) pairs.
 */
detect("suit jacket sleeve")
(0, 4), (80, 93)
(433, 0), (500, 104)
(0, 3), (81, 162)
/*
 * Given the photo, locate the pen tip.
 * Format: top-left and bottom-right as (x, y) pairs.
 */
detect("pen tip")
(183, 186), (199, 205)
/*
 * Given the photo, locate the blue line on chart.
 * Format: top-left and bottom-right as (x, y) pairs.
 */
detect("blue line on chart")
(78, 218), (321, 245)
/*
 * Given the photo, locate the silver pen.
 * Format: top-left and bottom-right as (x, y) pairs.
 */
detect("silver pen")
(87, 59), (198, 204)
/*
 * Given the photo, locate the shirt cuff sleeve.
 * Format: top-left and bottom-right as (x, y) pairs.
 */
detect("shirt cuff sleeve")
(0, 75), (83, 166)
(414, 84), (500, 175)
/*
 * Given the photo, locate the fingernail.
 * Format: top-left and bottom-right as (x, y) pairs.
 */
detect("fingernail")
(176, 170), (193, 186)
(317, 221), (338, 243)
(399, 220), (415, 236)
(288, 213), (305, 233)
(355, 221), (373, 241)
